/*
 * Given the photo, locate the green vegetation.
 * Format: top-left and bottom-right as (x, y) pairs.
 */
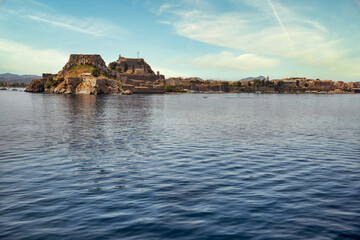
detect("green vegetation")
(164, 84), (171, 92)
(116, 82), (124, 91)
(253, 79), (261, 87)
(109, 62), (117, 70)
(70, 64), (94, 71)
(92, 68), (100, 77)
(175, 86), (183, 92)
(116, 67), (123, 73)
(45, 77), (61, 89)
(124, 63), (128, 72)
(68, 64), (95, 77)
(190, 79), (203, 84)
(230, 81), (242, 87)
(265, 81), (274, 87)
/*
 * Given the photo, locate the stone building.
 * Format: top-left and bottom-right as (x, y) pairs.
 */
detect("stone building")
(134, 68), (145, 75)
(168, 78), (180, 86)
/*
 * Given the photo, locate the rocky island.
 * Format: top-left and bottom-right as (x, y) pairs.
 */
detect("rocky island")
(26, 54), (360, 94)
(26, 54), (165, 94)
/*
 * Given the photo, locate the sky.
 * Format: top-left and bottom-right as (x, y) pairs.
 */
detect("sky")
(0, 0), (359, 82)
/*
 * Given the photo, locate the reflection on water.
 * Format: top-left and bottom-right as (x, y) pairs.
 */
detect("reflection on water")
(0, 91), (359, 239)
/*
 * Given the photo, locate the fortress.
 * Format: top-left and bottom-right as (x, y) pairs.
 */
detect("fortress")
(26, 54), (165, 94)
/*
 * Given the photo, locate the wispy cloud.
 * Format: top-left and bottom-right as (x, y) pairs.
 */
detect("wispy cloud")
(158, 3), (173, 15)
(157, 0), (360, 78)
(3, 0), (125, 38)
(192, 52), (279, 71)
(0, 38), (68, 75)
(28, 15), (99, 36)
(157, 20), (172, 25)
(161, 3), (327, 58)
(27, 15), (125, 37)
(266, 0), (297, 56)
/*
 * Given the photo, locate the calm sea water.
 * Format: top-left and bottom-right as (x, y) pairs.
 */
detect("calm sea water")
(0, 90), (359, 240)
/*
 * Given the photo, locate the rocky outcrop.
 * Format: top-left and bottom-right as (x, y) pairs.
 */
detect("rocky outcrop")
(26, 54), (164, 94)
(25, 79), (46, 92)
(65, 77), (82, 94)
(58, 54), (109, 76)
(75, 78), (125, 95)
(53, 80), (67, 94)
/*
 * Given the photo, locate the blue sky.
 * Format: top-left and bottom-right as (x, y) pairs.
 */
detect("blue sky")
(0, 0), (359, 81)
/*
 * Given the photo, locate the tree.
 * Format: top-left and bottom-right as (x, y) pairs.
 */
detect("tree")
(164, 84), (171, 92)
(109, 62), (117, 70)
(123, 63), (128, 72)
(253, 79), (261, 87)
(92, 68), (100, 77)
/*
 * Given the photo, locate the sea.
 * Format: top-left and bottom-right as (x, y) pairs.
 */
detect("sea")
(1, 90), (359, 240)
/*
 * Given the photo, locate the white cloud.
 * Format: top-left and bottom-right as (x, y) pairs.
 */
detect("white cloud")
(0, 38), (68, 75)
(192, 51), (279, 71)
(158, 0), (360, 78)
(157, 20), (171, 25)
(158, 3), (173, 15)
(169, 9), (328, 58)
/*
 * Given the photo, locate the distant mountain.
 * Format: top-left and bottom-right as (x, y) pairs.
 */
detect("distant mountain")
(240, 76), (266, 81)
(0, 73), (41, 83)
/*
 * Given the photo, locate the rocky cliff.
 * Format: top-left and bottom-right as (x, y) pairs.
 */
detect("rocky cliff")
(76, 78), (125, 95)
(58, 54), (110, 76)
(25, 78), (46, 92)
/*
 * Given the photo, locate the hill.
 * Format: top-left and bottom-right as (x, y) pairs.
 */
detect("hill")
(240, 76), (266, 81)
(0, 73), (41, 83)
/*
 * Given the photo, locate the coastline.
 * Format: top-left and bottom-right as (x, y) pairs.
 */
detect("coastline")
(23, 54), (359, 95)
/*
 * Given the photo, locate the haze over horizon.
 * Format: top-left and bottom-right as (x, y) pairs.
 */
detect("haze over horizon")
(0, 0), (359, 82)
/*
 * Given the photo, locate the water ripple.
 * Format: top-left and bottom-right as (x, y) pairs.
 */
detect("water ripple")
(0, 92), (359, 239)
